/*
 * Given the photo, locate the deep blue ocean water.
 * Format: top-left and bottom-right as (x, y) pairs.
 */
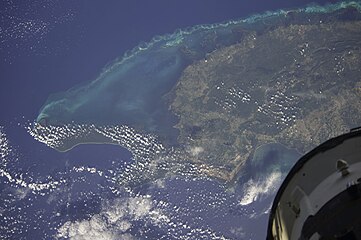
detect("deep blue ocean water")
(0, 0), (352, 239)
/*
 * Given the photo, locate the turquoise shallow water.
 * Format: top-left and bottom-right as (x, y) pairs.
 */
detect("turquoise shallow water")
(251, 143), (301, 174)
(36, 1), (361, 143)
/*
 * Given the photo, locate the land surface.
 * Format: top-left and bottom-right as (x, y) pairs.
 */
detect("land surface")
(170, 20), (361, 181)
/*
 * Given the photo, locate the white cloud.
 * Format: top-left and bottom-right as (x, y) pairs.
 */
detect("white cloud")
(230, 226), (245, 238)
(239, 171), (282, 206)
(116, 220), (132, 232)
(128, 197), (152, 219)
(57, 216), (115, 240)
(56, 195), (154, 240)
(153, 178), (166, 188)
(14, 187), (30, 200)
(188, 146), (204, 157)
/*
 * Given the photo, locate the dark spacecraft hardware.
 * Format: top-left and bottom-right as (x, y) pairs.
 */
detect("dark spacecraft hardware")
(267, 128), (361, 239)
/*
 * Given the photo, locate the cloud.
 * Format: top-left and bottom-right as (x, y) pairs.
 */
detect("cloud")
(188, 146), (204, 157)
(57, 216), (117, 240)
(230, 226), (245, 238)
(239, 171), (282, 206)
(152, 178), (166, 188)
(56, 196), (154, 240)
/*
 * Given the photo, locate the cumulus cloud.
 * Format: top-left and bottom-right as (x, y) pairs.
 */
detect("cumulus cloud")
(14, 187), (30, 200)
(57, 216), (117, 240)
(153, 178), (166, 189)
(239, 171), (282, 206)
(188, 146), (204, 157)
(230, 226), (245, 238)
(56, 196), (154, 240)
